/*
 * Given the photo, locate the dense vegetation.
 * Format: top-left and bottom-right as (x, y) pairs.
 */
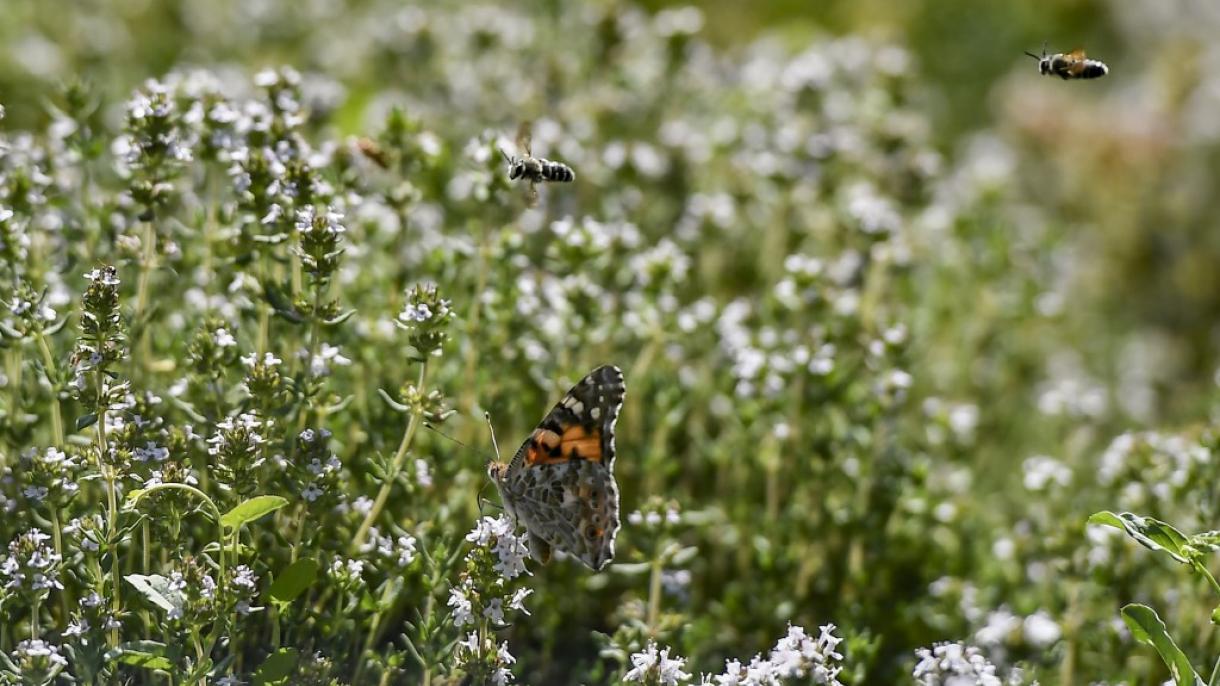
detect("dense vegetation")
(2, 1), (1220, 684)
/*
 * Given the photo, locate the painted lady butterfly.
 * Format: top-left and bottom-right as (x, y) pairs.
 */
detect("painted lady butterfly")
(487, 365), (624, 571)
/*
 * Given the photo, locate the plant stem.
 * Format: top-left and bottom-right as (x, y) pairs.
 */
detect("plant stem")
(34, 332), (64, 447)
(135, 218), (157, 375)
(50, 508), (70, 622)
(350, 361), (429, 553)
(99, 365), (120, 647)
(647, 549), (664, 634)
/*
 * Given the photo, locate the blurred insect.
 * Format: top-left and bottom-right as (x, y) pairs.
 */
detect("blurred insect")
(502, 121), (575, 206)
(354, 136), (389, 169)
(1025, 43), (1109, 80)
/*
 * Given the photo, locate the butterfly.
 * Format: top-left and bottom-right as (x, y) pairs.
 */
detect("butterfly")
(487, 365), (624, 571)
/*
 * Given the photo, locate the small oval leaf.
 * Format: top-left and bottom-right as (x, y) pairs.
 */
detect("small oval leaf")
(253, 647), (299, 686)
(268, 559), (320, 604)
(221, 495), (289, 531)
(1121, 604), (1204, 686)
(75, 412), (98, 431)
(109, 640), (175, 671)
(124, 574), (183, 614)
(1088, 511), (1191, 564)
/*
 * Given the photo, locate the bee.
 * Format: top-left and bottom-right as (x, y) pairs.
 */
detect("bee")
(354, 136), (389, 169)
(502, 122), (575, 206)
(1025, 43), (1109, 80)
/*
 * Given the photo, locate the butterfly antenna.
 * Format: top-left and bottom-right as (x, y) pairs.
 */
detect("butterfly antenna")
(484, 411), (502, 462)
(424, 422), (476, 451)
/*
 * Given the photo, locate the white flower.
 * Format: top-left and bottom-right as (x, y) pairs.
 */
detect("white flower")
(912, 643), (1001, 686)
(448, 587), (475, 627)
(401, 302), (432, 322)
(1023, 611), (1061, 647)
(63, 617), (89, 639)
(394, 534), (418, 566)
(12, 638), (68, 667)
(213, 328), (237, 348)
(508, 587), (532, 615)
(483, 597), (506, 624)
(624, 642), (692, 685)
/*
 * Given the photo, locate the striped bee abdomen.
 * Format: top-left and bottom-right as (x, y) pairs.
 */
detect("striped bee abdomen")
(1078, 60), (1108, 79)
(540, 159), (576, 183)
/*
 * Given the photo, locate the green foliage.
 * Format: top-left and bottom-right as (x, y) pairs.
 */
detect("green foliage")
(0, 1), (1218, 685)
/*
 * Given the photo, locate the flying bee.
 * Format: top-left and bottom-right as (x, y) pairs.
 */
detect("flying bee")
(502, 121), (575, 206)
(1025, 43), (1109, 80)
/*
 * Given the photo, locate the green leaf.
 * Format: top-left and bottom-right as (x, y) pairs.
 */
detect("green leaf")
(323, 309), (357, 326)
(378, 388), (410, 412)
(108, 640), (175, 671)
(268, 559), (320, 604)
(75, 412), (98, 431)
(221, 495), (289, 530)
(252, 648), (299, 686)
(124, 574), (183, 614)
(1088, 511), (1192, 563)
(43, 316), (70, 336)
(1121, 604), (1205, 686)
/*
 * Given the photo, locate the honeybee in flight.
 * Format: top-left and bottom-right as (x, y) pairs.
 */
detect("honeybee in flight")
(1025, 43), (1109, 80)
(502, 121), (575, 206)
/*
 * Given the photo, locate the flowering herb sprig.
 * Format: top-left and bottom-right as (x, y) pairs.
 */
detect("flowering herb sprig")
(352, 283), (454, 553)
(71, 265), (129, 646)
(447, 515), (533, 686)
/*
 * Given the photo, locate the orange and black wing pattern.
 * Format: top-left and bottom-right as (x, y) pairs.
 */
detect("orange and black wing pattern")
(512, 365), (625, 470)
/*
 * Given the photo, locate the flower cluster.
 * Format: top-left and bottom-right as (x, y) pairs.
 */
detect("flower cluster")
(701, 625), (845, 686)
(396, 282), (454, 357)
(16, 447), (82, 507)
(911, 643), (1028, 686)
(625, 642), (692, 685)
(1, 528), (63, 602)
(206, 413), (270, 496)
(2, 639), (69, 685)
(291, 427), (343, 506)
(448, 515), (533, 684)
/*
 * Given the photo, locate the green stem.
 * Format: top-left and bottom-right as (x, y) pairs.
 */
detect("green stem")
(95, 370), (117, 646)
(350, 361), (429, 553)
(258, 252), (271, 354)
(295, 279), (327, 438)
(50, 509), (70, 622)
(134, 484), (228, 670)
(30, 597), (41, 637)
(646, 549), (663, 634)
(1193, 559), (1220, 597)
(141, 521), (152, 636)
(270, 605), (281, 650)
(105, 468), (120, 648)
(34, 332), (64, 447)
(134, 219), (157, 375)
(289, 504), (306, 562)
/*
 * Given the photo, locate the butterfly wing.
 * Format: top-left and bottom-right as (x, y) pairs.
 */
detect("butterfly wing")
(503, 365), (624, 570)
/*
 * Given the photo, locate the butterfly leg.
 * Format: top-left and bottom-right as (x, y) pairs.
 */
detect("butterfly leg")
(527, 531), (552, 564)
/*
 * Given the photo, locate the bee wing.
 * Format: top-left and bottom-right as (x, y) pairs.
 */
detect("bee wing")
(525, 180), (539, 208)
(1064, 48), (1089, 76)
(516, 121), (533, 157)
